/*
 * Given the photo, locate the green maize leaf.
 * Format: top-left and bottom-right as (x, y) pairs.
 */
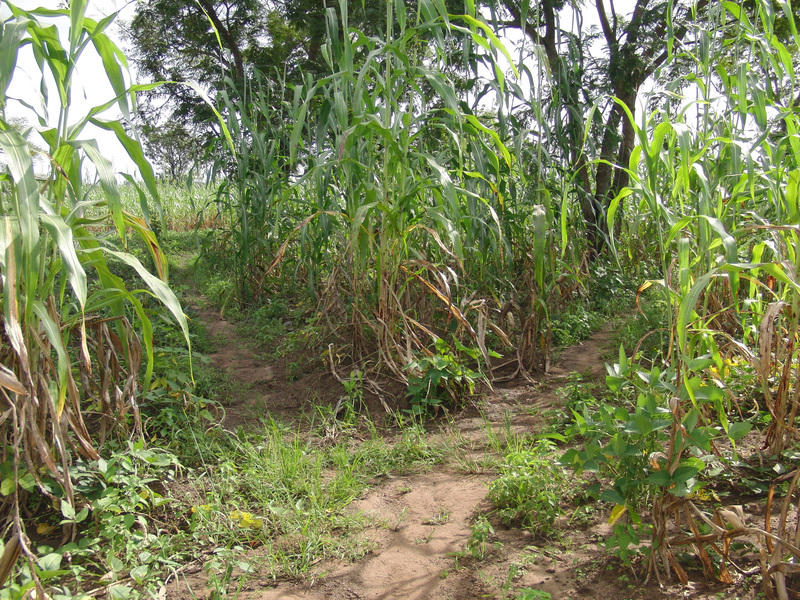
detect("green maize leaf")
(751, 85), (767, 130)
(786, 170), (800, 221)
(0, 217), (28, 367)
(453, 14), (518, 79)
(560, 186), (569, 257)
(606, 186), (634, 250)
(532, 204), (546, 291)
(325, 6), (341, 63)
(126, 291), (155, 392)
(677, 270), (716, 355)
(290, 83), (317, 163)
(39, 212), (86, 309)
(70, 139), (125, 243)
(465, 115), (511, 168)
(102, 248), (190, 355)
(417, 66), (459, 113)
(90, 31), (130, 120)
(420, 153), (454, 198)
(195, 0), (224, 52)
(757, 262), (800, 294)
(26, 22), (69, 106)
(699, 216), (737, 262)
(182, 81), (234, 154)
(68, 82), (161, 139)
(771, 38), (794, 82)
(777, 0), (800, 47)
(88, 118), (164, 233)
(0, 127), (40, 322)
(0, 17), (29, 109)
(31, 300), (69, 412)
(0, 128), (39, 246)
(678, 237), (690, 296)
(121, 173), (165, 237)
(123, 211), (169, 282)
(431, 0), (449, 22)
(665, 216), (694, 245)
(68, 0), (86, 52)
(395, 0), (406, 30)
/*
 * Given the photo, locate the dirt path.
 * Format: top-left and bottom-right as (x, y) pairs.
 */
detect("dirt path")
(169, 312), (758, 600)
(245, 330), (618, 600)
(186, 301), (341, 428)
(256, 473), (492, 600)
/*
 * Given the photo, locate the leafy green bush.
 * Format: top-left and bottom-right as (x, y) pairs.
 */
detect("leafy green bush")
(560, 348), (755, 566)
(608, 288), (671, 364)
(1, 444), (183, 600)
(550, 304), (604, 347)
(487, 442), (571, 537)
(405, 338), (485, 417)
(466, 515), (495, 559)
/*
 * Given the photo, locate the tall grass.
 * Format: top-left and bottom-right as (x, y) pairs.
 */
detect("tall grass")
(209, 0), (579, 397)
(0, 0), (187, 584)
(602, 0), (800, 590)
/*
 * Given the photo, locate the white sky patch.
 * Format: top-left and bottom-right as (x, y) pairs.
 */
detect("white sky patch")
(3, 0), (660, 180)
(2, 0), (140, 176)
(476, 0), (652, 123)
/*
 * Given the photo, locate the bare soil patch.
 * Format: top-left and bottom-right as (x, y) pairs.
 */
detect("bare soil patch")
(167, 311), (765, 600)
(187, 301), (344, 429)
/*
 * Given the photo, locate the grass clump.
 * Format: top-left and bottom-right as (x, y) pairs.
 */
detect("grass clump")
(487, 440), (573, 538)
(172, 417), (451, 582)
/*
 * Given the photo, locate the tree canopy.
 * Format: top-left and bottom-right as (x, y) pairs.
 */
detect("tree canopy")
(126, 0), (799, 245)
(125, 0), (432, 124)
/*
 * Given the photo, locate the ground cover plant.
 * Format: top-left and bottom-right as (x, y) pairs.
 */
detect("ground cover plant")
(3, 0), (800, 598)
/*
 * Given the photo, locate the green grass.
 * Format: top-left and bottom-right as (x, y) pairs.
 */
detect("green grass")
(486, 440), (574, 538)
(174, 418), (456, 580)
(2, 407), (459, 598)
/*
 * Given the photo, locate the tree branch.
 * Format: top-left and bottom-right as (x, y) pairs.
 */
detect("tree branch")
(500, 0), (559, 66)
(196, 0), (245, 81)
(595, 0), (616, 49)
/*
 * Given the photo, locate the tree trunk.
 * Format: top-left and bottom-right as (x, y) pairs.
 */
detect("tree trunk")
(494, 0), (705, 254)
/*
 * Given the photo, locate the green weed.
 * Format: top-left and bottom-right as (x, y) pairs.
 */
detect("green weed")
(467, 515), (495, 559)
(405, 338), (486, 417)
(550, 304), (604, 348)
(488, 441), (572, 537)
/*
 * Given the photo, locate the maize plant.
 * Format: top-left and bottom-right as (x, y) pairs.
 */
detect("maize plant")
(602, 0), (800, 591)
(210, 0), (570, 404)
(0, 0), (188, 582)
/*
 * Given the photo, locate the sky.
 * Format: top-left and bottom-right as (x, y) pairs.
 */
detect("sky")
(2, 0), (140, 175)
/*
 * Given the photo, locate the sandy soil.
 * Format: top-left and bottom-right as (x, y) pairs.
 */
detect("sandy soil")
(164, 307), (770, 600)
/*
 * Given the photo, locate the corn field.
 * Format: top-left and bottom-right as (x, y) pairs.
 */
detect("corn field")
(0, 1), (188, 589)
(3, 0), (800, 595)
(204, 0), (800, 592)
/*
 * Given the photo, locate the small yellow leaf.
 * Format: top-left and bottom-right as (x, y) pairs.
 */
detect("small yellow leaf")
(36, 522), (56, 535)
(608, 504), (628, 526)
